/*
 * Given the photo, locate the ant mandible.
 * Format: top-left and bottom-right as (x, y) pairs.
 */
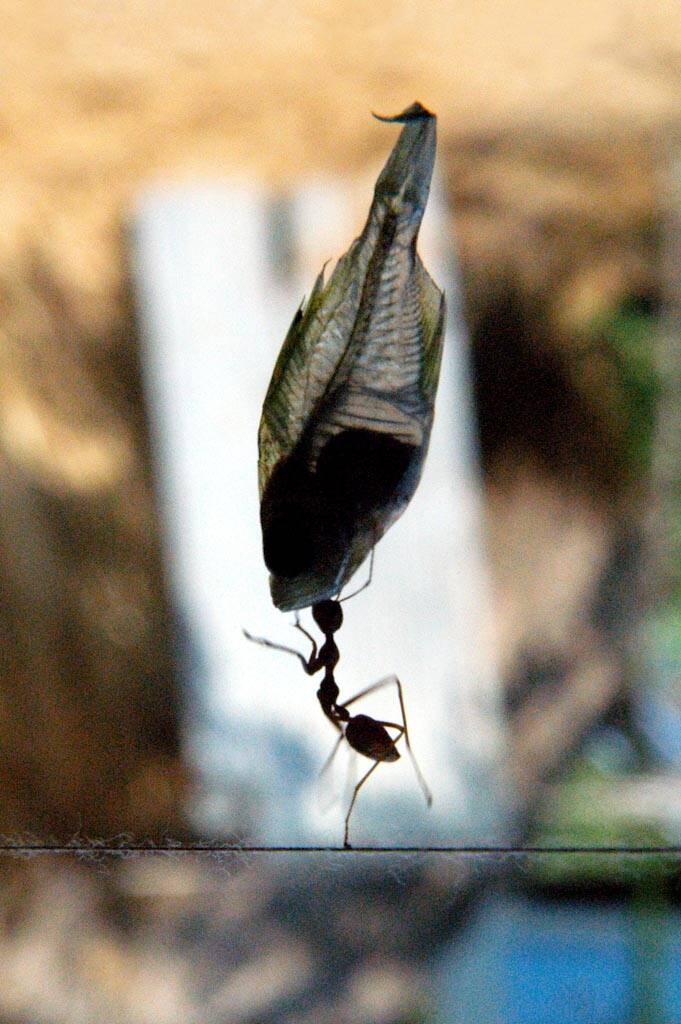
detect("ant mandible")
(243, 592), (433, 847)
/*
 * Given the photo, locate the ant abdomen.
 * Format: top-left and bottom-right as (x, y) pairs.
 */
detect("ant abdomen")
(344, 714), (400, 763)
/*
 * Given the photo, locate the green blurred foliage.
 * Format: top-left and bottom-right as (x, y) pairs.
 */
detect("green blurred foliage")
(530, 746), (673, 888)
(586, 296), (661, 482)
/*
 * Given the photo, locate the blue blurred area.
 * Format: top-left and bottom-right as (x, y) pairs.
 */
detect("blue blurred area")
(639, 695), (681, 771)
(436, 892), (681, 1024)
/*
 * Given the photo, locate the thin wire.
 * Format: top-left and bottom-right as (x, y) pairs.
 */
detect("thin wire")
(0, 845), (680, 855)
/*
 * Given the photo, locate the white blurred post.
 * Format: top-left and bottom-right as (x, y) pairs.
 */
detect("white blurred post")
(132, 172), (505, 845)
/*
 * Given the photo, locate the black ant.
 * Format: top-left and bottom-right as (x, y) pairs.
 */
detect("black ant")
(243, 594), (432, 847)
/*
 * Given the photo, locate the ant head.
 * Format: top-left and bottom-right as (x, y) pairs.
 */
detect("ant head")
(344, 714), (400, 763)
(312, 599), (343, 634)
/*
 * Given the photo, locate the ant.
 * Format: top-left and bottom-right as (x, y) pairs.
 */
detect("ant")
(243, 585), (432, 847)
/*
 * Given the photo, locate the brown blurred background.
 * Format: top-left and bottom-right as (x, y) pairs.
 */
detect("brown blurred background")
(1, 2), (680, 1018)
(1, 0), (674, 837)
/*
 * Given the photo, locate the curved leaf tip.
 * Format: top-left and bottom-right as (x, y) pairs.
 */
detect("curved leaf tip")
(372, 101), (435, 124)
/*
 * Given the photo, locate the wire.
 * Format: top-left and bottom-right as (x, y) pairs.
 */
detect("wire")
(0, 844), (679, 855)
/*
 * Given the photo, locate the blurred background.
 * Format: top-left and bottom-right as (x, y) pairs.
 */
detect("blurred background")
(3, 0), (681, 1019)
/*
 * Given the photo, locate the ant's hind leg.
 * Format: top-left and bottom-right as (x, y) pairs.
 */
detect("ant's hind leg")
(344, 760), (381, 848)
(342, 675), (433, 809)
(318, 731), (344, 780)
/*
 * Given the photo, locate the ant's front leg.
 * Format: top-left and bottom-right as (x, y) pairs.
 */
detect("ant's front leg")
(242, 625), (318, 676)
(292, 614), (321, 673)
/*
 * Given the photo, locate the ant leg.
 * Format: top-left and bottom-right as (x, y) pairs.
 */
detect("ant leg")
(342, 675), (433, 808)
(318, 731), (344, 780)
(292, 614), (318, 664)
(242, 629), (313, 675)
(344, 759), (381, 848)
(339, 544), (375, 604)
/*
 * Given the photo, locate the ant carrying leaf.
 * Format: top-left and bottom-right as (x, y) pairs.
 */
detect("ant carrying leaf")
(245, 103), (444, 843)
